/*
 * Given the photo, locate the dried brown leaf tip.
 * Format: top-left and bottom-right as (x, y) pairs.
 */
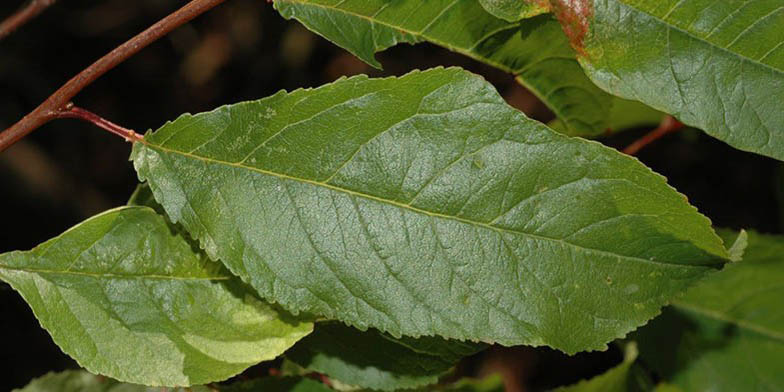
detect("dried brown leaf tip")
(548, 0), (593, 57)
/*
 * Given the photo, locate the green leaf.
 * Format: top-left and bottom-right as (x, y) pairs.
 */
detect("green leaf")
(634, 230), (784, 391)
(15, 370), (332, 392)
(553, 343), (651, 392)
(273, 0), (661, 137)
(220, 376), (334, 392)
(132, 67), (728, 354)
(478, 0), (549, 22)
(568, 0), (784, 160)
(438, 375), (505, 392)
(13, 370), (211, 392)
(0, 207), (313, 387)
(286, 322), (486, 390)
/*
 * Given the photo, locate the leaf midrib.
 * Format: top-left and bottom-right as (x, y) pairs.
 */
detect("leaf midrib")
(613, 0), (783, 75)
(141, 141), (709, 270)
(671, 300), (784, 343)
(0, 264), (229, 281)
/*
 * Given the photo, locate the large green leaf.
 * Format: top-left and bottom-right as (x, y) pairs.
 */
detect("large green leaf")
(273, 0), (662, 137)
(14, 370), (332, 392)
(553, 343), (651, 392)
(634, 230), (784, 391)
(286, 322), (486, 390)
(478, 0), (549, 22)
(0, 207), (313, 387)
(565, 0), (784, 159)
(133, 67), (727, 354)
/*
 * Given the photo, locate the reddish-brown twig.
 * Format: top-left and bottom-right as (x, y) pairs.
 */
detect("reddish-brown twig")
(0, 0), (227, 152)
(0, 0), (57, 40)
(623, 115), (684, 155)
(53, 103), (143, 142)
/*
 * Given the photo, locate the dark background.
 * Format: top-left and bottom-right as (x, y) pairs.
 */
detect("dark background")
(1, 0), (782, 390)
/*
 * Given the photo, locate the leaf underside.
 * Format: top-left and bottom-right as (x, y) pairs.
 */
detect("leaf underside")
(133, 67), (727, 354)
(576, 0), (784, 160)
(0, 207), (312, 387)
(634, 230), (784, 391)
(273, 0), (662, 138)
(286, 322), (486, 390)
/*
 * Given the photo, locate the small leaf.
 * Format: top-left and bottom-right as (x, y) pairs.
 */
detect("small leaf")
(727, 229), (748, 262)
(133, 67), (728, 354)
(15, 370), (332, 392)
(553, 343), (651, 392)
(0, 207), (313, 387)
(634, 230), (784, 391)
(562, 0), (784, 160)
(273, 0), (661, 137)
(286, 322), (486, 390)
(438, 375), (505, 392)
(478, 0), (549, 22)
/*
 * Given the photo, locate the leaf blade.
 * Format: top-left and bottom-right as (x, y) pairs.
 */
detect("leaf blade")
(273, 0), (662, 137)
(573, 0), (784, 159)
(133, 67), (727, 354)
(634, 230), (784, 391)
(0, 207), (313, 387)
(285, 322), (486, 390)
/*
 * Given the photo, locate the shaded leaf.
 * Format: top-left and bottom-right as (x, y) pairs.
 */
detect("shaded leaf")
(273, 0), (661, 137)
(438, 375), (505, 392)
(568, 0), (784, 160)
(478, 0), (549, 22)
(133, 67), (727, 354)
(15, 370), (332, 392)
(286, 322), (486, 390)
(0, 207), (312, 387)
(634, 230), (784, 391)
(553, 343), (651, 392)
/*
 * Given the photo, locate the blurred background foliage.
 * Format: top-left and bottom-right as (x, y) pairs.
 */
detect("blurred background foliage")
(1, 1), (781, 390)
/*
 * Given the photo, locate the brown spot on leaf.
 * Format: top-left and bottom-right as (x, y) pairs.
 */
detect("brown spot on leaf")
(548, 0), (594, 58)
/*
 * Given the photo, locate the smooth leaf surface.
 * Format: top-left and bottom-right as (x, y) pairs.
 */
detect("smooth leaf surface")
(0, 207), (313, 387)
(273, 0), (662, 137)
(553, 343), (650, 392)
(634, 230), (784, 391)
(570, 0), (784, 159)
(286, 322), (486, 390)
(133, 67), (727, 354)
(15, 371), (332, 392)
(478, 0), (549, 22)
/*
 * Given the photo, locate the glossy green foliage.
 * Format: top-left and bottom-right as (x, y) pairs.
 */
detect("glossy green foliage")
(634, 230), (784, 391)
(133, 67), (728, 354)
(553, 344), (651, 392)
(478, 0), (549, 22)
(0, 207), (313, 387)
(576, 0), (784, 160)
(273, 0), (661, 137)
(286, 322), (486, 390)
(15, 371), (332, 392)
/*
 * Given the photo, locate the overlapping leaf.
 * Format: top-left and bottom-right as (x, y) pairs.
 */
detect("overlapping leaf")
(478, 0), (549, 22)
(273, 0), (661, 137)
(286, 322), (486, 390)
(0, 207), (313, 387)
(133, 67), (728, 354)
(566, 0), (784, 160)
(553, 343), (650, 392)
(634, 230), (784, 391)
(14, 370), (332, 392)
